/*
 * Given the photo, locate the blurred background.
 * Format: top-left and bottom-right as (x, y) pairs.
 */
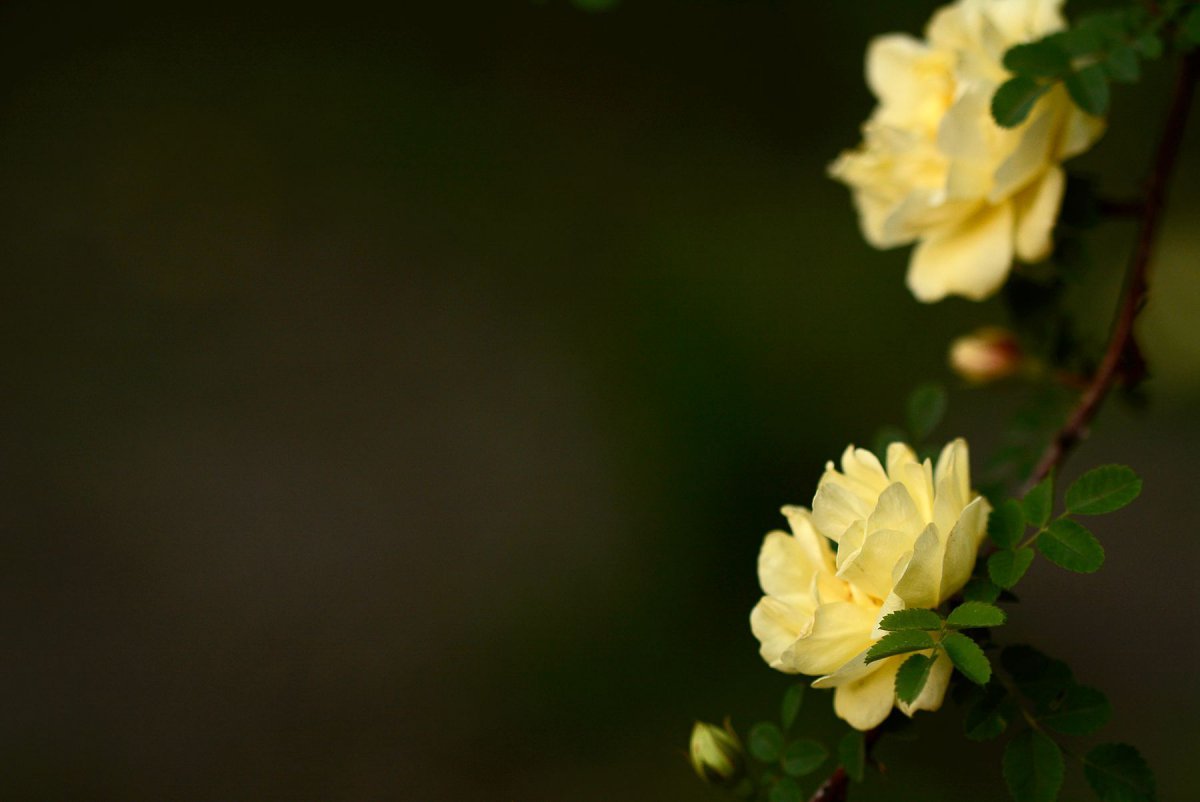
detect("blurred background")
(2, 1), (1198, 799)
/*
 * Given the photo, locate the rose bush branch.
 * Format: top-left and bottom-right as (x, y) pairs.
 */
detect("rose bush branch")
(1024, 48), (1199, 492)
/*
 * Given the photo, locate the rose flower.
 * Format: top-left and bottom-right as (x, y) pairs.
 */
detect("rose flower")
(750, 440), (990, 729)
(830, 0), (1104, 302)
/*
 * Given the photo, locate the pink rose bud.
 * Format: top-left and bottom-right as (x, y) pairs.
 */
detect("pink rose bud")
(949, 327), (1023, 383)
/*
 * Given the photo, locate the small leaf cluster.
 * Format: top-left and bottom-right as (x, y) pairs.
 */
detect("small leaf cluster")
(984, 465), (1141, 594)
(992, 7), (1166, 127)
(960, 644), (1154, 802)
(870, 601), (1006, 703)
(744, 684), (834, 802)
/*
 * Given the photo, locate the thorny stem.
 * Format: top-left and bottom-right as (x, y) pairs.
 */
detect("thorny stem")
(806, 49), (1199, 802)
(1021, 49), (1199, 495)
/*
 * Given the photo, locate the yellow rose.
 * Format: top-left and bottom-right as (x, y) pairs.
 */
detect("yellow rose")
(750, 439), (990, 730)
(829, 0), (1105, 303)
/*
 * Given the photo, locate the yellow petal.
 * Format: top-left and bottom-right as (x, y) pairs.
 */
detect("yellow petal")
(837, 527), (912, 600)
(990, 103), (1057, 202)
(907, 201), (1015, 302)
(785, 602), (878, 676)
(1057, 105), (1106, 160)
(751, 597), (807, 672)
(1013, 165), (1065, 263)
(781, 506), (838, 574)
(758, 530), (822, 604)
(939, 495), (991, 602)
(891, 523), (943, 609)
(867, 482), (923, 536)
(833, 656), (903, 730)
(812, 480), (871, 541)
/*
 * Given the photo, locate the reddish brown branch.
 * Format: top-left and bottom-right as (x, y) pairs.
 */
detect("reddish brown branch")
(1021, 50), (1199, 494)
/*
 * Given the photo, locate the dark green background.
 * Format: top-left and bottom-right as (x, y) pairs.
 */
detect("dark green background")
(2, 1), (1197, 799)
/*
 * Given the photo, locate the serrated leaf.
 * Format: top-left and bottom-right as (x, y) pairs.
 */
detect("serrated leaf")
(1084, 743), (1156, 802)
(906, 383), (947, 441)
(781, 684), (805, 732)
(1004, 38), (1071, 77)
(748, 721), (784, 762)
(964, 683), (1014, 741)
(1004, 729), (1065, 802)
(992, 76), (1050, 128)
(989, 499), (1025, 549)
(943, 632), (991, 685)
(947, 601), (1007, 629)
(1040, 685), (1112, 736)
(781, 739), (828, 777)
(1001, 645), (1073, 706)
(1037, 519), (1105, 573)
(1065, 465), (1142, 515)
(838, 731), (865, 783)
(866, 630), (936, 664)
(1022, 474), (1054, 527)
(895, 653), (934, 705)
(989, 547), (1035, 589)
(768, 776), (803, 802)
(1065, 64), (1110, 117)
(1105, 46), (1140, 83)
(963, 576), (1002, 603)
(879, 608), (942, 632)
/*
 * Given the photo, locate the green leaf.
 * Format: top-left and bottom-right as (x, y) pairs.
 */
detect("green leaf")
(1104, 46), (1140, 84)
(781, 739), (829, 777)
(1001, 645), (1073, 706)
(1065, 465), (1142, 515)
(963, 576), (1002, 603)
(768, 776), (803, 802)
(947, 601), (1007, 629)
(906, 383), (947, 441)
(1037, 519), (1105, 573)
(1004, 38), (1071, 78)
(1065, 64), (1110, 117)
(866, 630), (936, 664)
(838, 731), (865, 783)
(1004, 729), (1065, 802)
(964, 684), (1014, 741)
(1023, 474), (1054, 528)
(1084, 743), (1156, 802)
(1039, 685), (1112, 736)
(895, 653), (935, 705)
(989, 547), (1035, 589)
(943, 632), (991, 685)
(1183, 7), (1200, 48)
(992, 76), (1050, 128)
(748, 722), (784, 763)
(1134, 33), (1162, 60)
(879, 608), (942, 632)
(988, 499), (1025, 549)
(781, 684), (805, 732)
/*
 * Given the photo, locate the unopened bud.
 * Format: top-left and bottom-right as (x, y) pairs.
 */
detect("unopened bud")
(689, 720), (745, 786)
(949, 327), (1023, 384)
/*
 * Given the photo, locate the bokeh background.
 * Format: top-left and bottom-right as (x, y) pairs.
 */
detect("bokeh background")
(3, 1), (1198, 800)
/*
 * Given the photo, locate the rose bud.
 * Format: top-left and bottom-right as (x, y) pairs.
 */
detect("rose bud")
(688, 720), (745, 786)
(949, 327), (1023, 384)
